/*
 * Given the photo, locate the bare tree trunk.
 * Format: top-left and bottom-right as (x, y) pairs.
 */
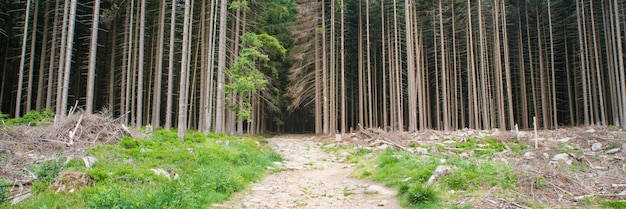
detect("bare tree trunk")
(614, 0), (626, 127)
(340, 0), (346, 133)
(439, 0), (448, 131)
(86, 0), (102, 114)
(152, 0), (166, 128)
(61, 0), (78, 117)
(165, 0), (176, 130)
(15, 0), (32, 117)
(135, 0), (146, 127)
(46, 0), (62, 109)
(25, 0), (39, 113)
(37, 0), (49, 112)
(215, 0), (228, 133)
(178, 0), (191, 139)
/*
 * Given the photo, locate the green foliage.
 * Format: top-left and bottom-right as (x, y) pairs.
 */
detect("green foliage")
(119, 136), (140, 149)
(0, 177), (9, 204)
(5, 109), (54, 126)
(352, 146), (517, 208)
(0, 111), (8, 121)
(402, 184), (439, 205)
(27, 159), (63, 192)
(229, 0), (249, 10)
(226, 32), (280, 122)
(600, 200), (626, 209)
(454, 138), (506, 156)
(10, 129), (279, 208)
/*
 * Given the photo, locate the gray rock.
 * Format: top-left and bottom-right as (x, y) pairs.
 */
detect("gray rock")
(542, 153), (550, 160)
(364, 153), (377, 159)
(365, 185), (394, 195)
(523, 152), (535, 160)
(459, 151), (471, 159)
(339, 151), (350, 158)
(551, 153), (572, 165)
(375, 144), (389, 151)
(591, 143), (602, 151)
(429, 146), (440, 154)
(82, 156), (97, 168)
(427, 165), (454, 184)
(413, 147), (428, 155)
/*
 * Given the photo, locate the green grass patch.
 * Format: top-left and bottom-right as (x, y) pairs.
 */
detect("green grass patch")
(601, 200), (626, 209)
(4, 129), (280, 208)
(352, 148), (517, 208)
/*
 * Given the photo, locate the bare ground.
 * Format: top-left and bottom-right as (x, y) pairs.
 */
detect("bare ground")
(219, 134), (402, 209)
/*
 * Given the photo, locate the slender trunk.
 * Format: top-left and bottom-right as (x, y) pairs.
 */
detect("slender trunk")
(340, 0), (346, 133)
(61, 0), (78, 117)
(439, 0), (448, 131)
(215, 0), (228, 133)
(25, 0), (39, 112)
(15, 0), (32, 117)
(178, 0), (191, 139)
(87, 0), (102, 114)
(152, 0), (166, 128)
(615, 0), (626, 127)
(37, 0), (50, 111)
(165, 0), (176, 129)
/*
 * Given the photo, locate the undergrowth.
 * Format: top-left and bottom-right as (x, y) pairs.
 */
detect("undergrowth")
(1, 109), (54, 126)
(350, 147), (516, 208)
(3, 129), (281, 208)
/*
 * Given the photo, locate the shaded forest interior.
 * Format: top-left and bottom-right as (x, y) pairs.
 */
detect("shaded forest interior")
(0, 0), (625, 136)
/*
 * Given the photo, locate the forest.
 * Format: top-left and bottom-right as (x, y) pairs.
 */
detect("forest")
(0, 0), (625, 138)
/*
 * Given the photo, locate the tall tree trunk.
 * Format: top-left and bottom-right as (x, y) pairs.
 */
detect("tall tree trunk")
(340, 0), (346, 133)
(152, 0), (166, 128)
(87, 0), (102, 114)
(439, 0), (448, 131)
(25, 0), (39, 113)
(37, 0), (51, 111)
(215, 0), (228, 133)
(178, 0), (191, 139)
(614, 0), (626, 127)
(46, 0), (62, 109)
(61, 0), (78, 117)
(136, 0), (146, 128)
(165, 0), (176, 130)
(15, 0), (32, 117)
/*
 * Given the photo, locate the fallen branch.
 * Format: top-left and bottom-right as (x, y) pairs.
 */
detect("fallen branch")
(68, 114), (83, 146)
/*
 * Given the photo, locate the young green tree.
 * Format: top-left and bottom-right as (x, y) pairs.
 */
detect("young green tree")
(225, 32), (273, 123)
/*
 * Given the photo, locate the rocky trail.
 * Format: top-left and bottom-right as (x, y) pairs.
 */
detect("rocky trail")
(219, 135), (401, 209)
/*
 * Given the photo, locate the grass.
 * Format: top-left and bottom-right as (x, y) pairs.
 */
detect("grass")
(3, 129), (281, 208)
(349, 147), (517, 208)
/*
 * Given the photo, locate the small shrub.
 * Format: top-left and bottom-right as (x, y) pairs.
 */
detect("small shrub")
(403, 184), (439, 205)
(119, 137), (140, 149)
(28, 159), (63, 188)
(0, 177), (10, 204)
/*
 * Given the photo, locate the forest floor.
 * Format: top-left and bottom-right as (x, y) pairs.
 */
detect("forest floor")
(218, 134), (402, 209)
(2, 113), (626, 208)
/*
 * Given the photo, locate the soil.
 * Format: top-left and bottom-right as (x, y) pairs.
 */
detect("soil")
(219, 134), (402, 209)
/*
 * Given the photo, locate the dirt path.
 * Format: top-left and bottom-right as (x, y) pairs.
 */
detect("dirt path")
(219, 135), (402, 209)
